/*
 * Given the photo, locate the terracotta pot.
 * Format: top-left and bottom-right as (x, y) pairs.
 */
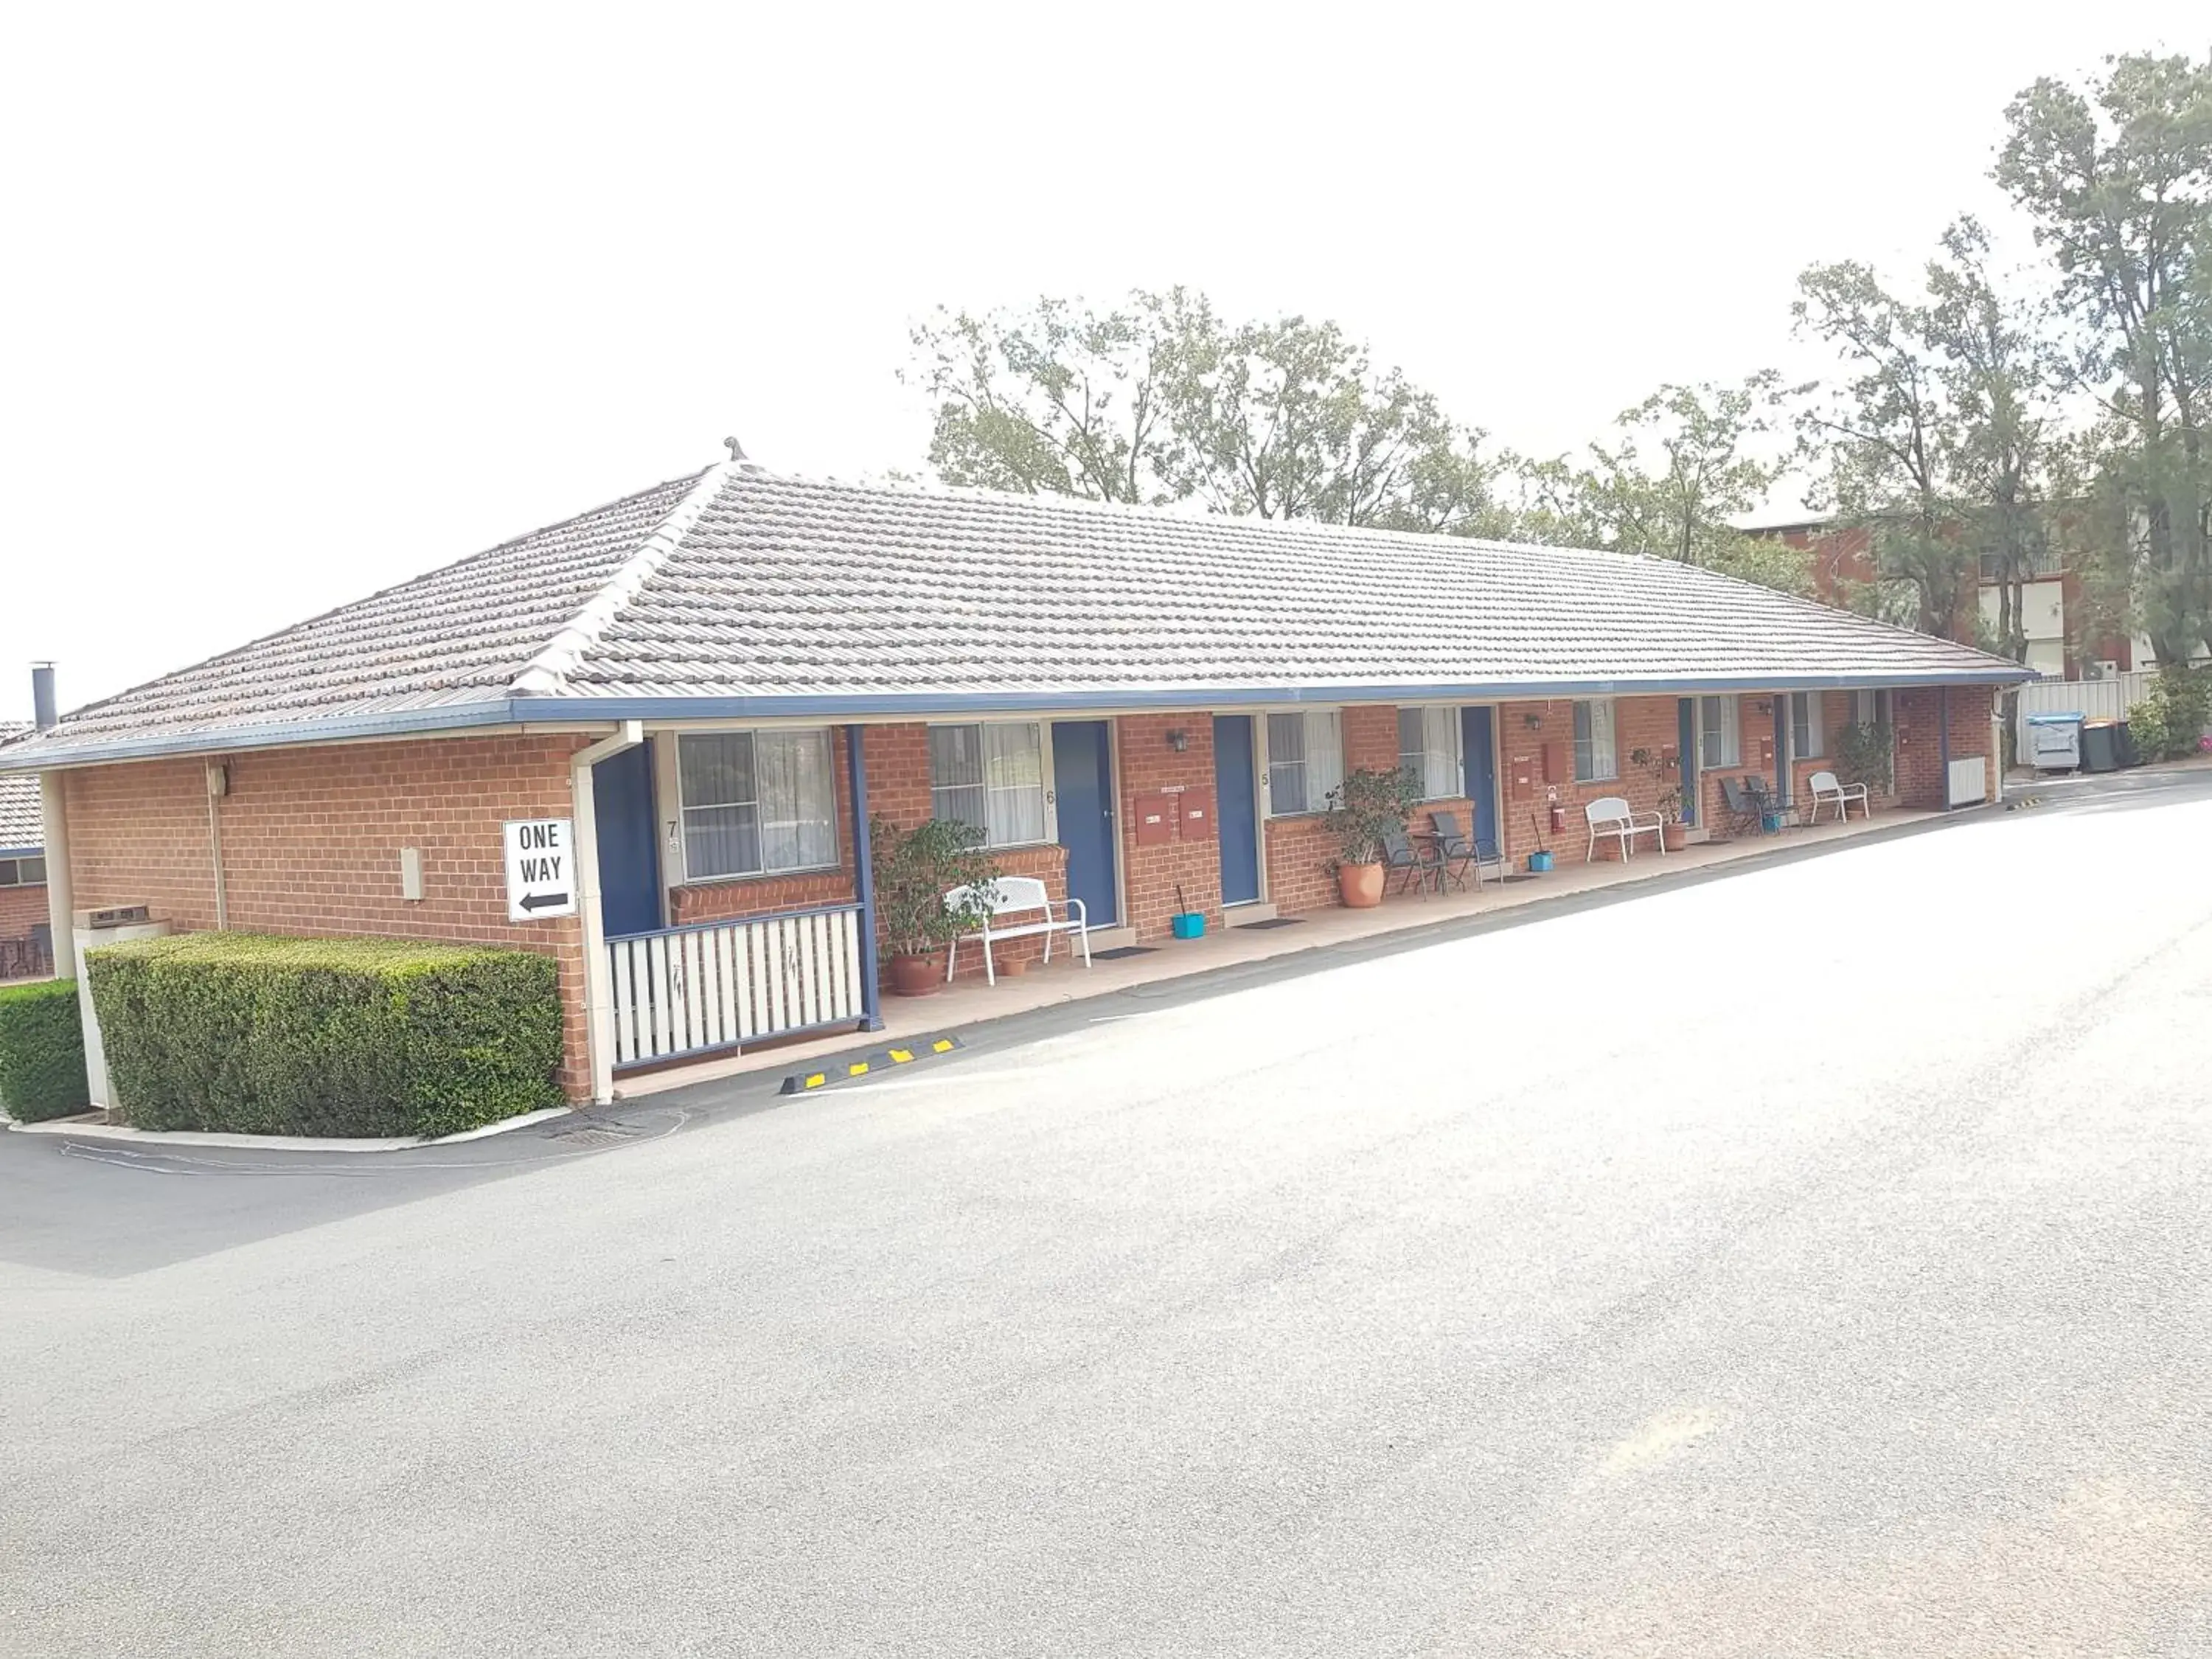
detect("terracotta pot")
(886, 952), (941, 997)
(1338, 860), (1385, 908)
(1662, 822), (1688, 852)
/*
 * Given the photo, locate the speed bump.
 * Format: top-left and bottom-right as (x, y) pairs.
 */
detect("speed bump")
(781, 1034), (964, 1094)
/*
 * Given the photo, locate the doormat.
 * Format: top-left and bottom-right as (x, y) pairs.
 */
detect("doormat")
(1236, 917), (1306, 930)
(1091, 946), (1158, 961)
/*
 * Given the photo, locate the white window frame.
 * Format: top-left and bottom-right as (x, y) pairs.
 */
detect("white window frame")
(1397, 706), (1464, 801)
(1697, 695), (1740, 770)
(672, 727), (841, 884)
(927, 720), (1057, 849)
(1572, 699), (1618, 784)
(1791, 692), (1826, 760)
(1262, 709), (1345, 817)
(0, 855), (44, 888)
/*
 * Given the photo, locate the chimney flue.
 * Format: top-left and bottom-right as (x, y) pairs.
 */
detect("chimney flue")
(31, 663), (57, 731)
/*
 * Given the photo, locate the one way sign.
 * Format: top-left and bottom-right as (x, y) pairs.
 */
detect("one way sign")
(503, 818), (578, 922)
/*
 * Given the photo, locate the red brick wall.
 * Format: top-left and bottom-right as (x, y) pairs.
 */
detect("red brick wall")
(1494, 695), (1681, 867)
(1114, 712), (1221, 936)
(0, 880), (48, 942)
(63, 734), (594, 1099)
(1893, 684), (1995, 808)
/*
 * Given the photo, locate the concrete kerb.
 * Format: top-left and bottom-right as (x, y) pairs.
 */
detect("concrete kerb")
(2, 1105), (573, 1153)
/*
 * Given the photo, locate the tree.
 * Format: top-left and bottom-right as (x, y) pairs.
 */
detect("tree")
(905, 291), (1517, 537)
(1519, 375), (1814, 595)
(1995, 51), (2212, 663)
(902, 289), (1213, 506)
(1793, 260), (1969, 636)
(1920, 218), (2059, 670)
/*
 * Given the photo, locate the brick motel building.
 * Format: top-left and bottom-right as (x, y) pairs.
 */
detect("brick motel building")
(0, 453), (2031, 1108)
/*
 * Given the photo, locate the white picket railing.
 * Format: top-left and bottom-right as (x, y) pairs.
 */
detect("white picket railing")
(608, 904), (866, 1068)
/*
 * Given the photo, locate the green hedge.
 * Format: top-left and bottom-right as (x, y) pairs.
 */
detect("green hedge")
(86, 933), (563, 1138)
(0, 978), (91, 1123)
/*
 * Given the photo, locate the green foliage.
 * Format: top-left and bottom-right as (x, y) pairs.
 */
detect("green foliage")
(1324, 767), (1422, 866)
(0, 978), (90, 1123)
(869, 817), (1002, 958)
(2126, 669), (2212, 760)
(85, 933), (563, 1138)
(1834, 723), (1896, 795)
(905, 289), (1518, 537)
(1996, 51), (2212, 662)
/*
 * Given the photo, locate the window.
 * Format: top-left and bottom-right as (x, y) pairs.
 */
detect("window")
(0, 856), (44, 888)
(1698, 695), (1739, 768)
(1266, 710), (1343, 815)
(1397, 706), (1462, 800)
(929, 722), (1048, 847)
(1790, 692), (1826, 759)
(676, 728), (837, 880)
(1572, 700), (1617, 783)
(1851, 688), (1892, 728)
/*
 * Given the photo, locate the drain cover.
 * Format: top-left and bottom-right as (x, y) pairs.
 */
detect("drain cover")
(1091, 945), (1158, 961)
(547, 1122), (641, 1147)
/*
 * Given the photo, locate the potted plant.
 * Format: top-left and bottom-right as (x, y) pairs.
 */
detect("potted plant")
(1322, 766), (1422, 908)
(1629, 746), (1689, 852)
(869, 815), (1001, 996)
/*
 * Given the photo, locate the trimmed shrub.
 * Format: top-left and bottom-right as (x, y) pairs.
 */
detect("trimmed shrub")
(86, 933), (563, 1138)
(0, 978), (91, 1123)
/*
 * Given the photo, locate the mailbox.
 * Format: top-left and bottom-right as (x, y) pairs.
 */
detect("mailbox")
(1178, 787), (1216, 840)
(1132, 792), (1175, 846)
(1509, 751), (1538, 800)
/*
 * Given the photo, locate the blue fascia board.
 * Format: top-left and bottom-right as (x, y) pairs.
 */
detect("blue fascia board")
(0, 844), (42, 859)
(0, 665), (2034, 771)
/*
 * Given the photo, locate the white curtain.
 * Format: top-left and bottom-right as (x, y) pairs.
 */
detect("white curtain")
(984, 722), (1046, 846)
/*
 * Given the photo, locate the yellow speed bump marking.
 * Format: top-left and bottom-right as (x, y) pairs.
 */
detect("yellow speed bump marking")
(782, 1034), (965, 1095)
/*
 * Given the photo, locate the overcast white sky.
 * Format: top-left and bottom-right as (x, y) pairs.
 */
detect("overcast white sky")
(4, 2), (2205, 723)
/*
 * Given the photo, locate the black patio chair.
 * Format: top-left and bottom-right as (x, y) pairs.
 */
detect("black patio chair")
(1717, 776), (1763, 838)
(1426, 811), (1478, 891)
(1378, 828), (1435, 896)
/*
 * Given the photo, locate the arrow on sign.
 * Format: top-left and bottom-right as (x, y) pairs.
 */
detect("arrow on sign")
(520, 891), (571, 913)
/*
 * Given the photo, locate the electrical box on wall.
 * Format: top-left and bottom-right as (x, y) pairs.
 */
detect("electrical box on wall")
(1132, 792), (1175, 846)
(399, 847), (425, 902)
(1178, 787), (1216, 840)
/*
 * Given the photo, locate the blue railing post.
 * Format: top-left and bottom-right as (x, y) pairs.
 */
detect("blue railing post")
(846, 723), (884, 1031)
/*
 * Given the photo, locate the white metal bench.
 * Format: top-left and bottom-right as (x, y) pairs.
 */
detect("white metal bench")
(1806, 769), (1870, 822)
(943, 876), (1091, 986)
(1585, 795), (1666, 861)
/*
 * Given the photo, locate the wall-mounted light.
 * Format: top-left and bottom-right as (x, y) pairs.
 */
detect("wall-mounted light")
(1166, 728), (1189, 752)
(1521, 712), (1542, 730)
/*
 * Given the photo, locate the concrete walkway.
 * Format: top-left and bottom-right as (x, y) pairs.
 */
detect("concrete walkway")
(615, 805), (1944, 1097)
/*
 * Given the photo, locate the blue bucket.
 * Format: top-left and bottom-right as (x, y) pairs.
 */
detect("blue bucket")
(1528, 851), (1554, 873)
(1170, 912), (1206, 939)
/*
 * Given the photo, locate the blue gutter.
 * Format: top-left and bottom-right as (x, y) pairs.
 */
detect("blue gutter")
(0, 844), (41, 860)
(0, 667), (2037, 773)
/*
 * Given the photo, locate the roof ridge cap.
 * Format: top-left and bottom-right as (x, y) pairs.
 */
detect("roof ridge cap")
(509, 459), (731, 695)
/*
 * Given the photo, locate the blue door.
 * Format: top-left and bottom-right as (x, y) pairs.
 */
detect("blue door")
(1051, 720), (1118, 927)
(1460, 706), (1498, 849)
(593, 740), (662, 938)
(1213, 714), (1262, 905)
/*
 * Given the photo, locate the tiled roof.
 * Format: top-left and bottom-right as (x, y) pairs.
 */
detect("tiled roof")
(0, 724), (41, 847)
(3, 458), (2028, 768)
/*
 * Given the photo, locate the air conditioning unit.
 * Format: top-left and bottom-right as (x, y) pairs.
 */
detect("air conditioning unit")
(2093, 660), (2121, 681)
